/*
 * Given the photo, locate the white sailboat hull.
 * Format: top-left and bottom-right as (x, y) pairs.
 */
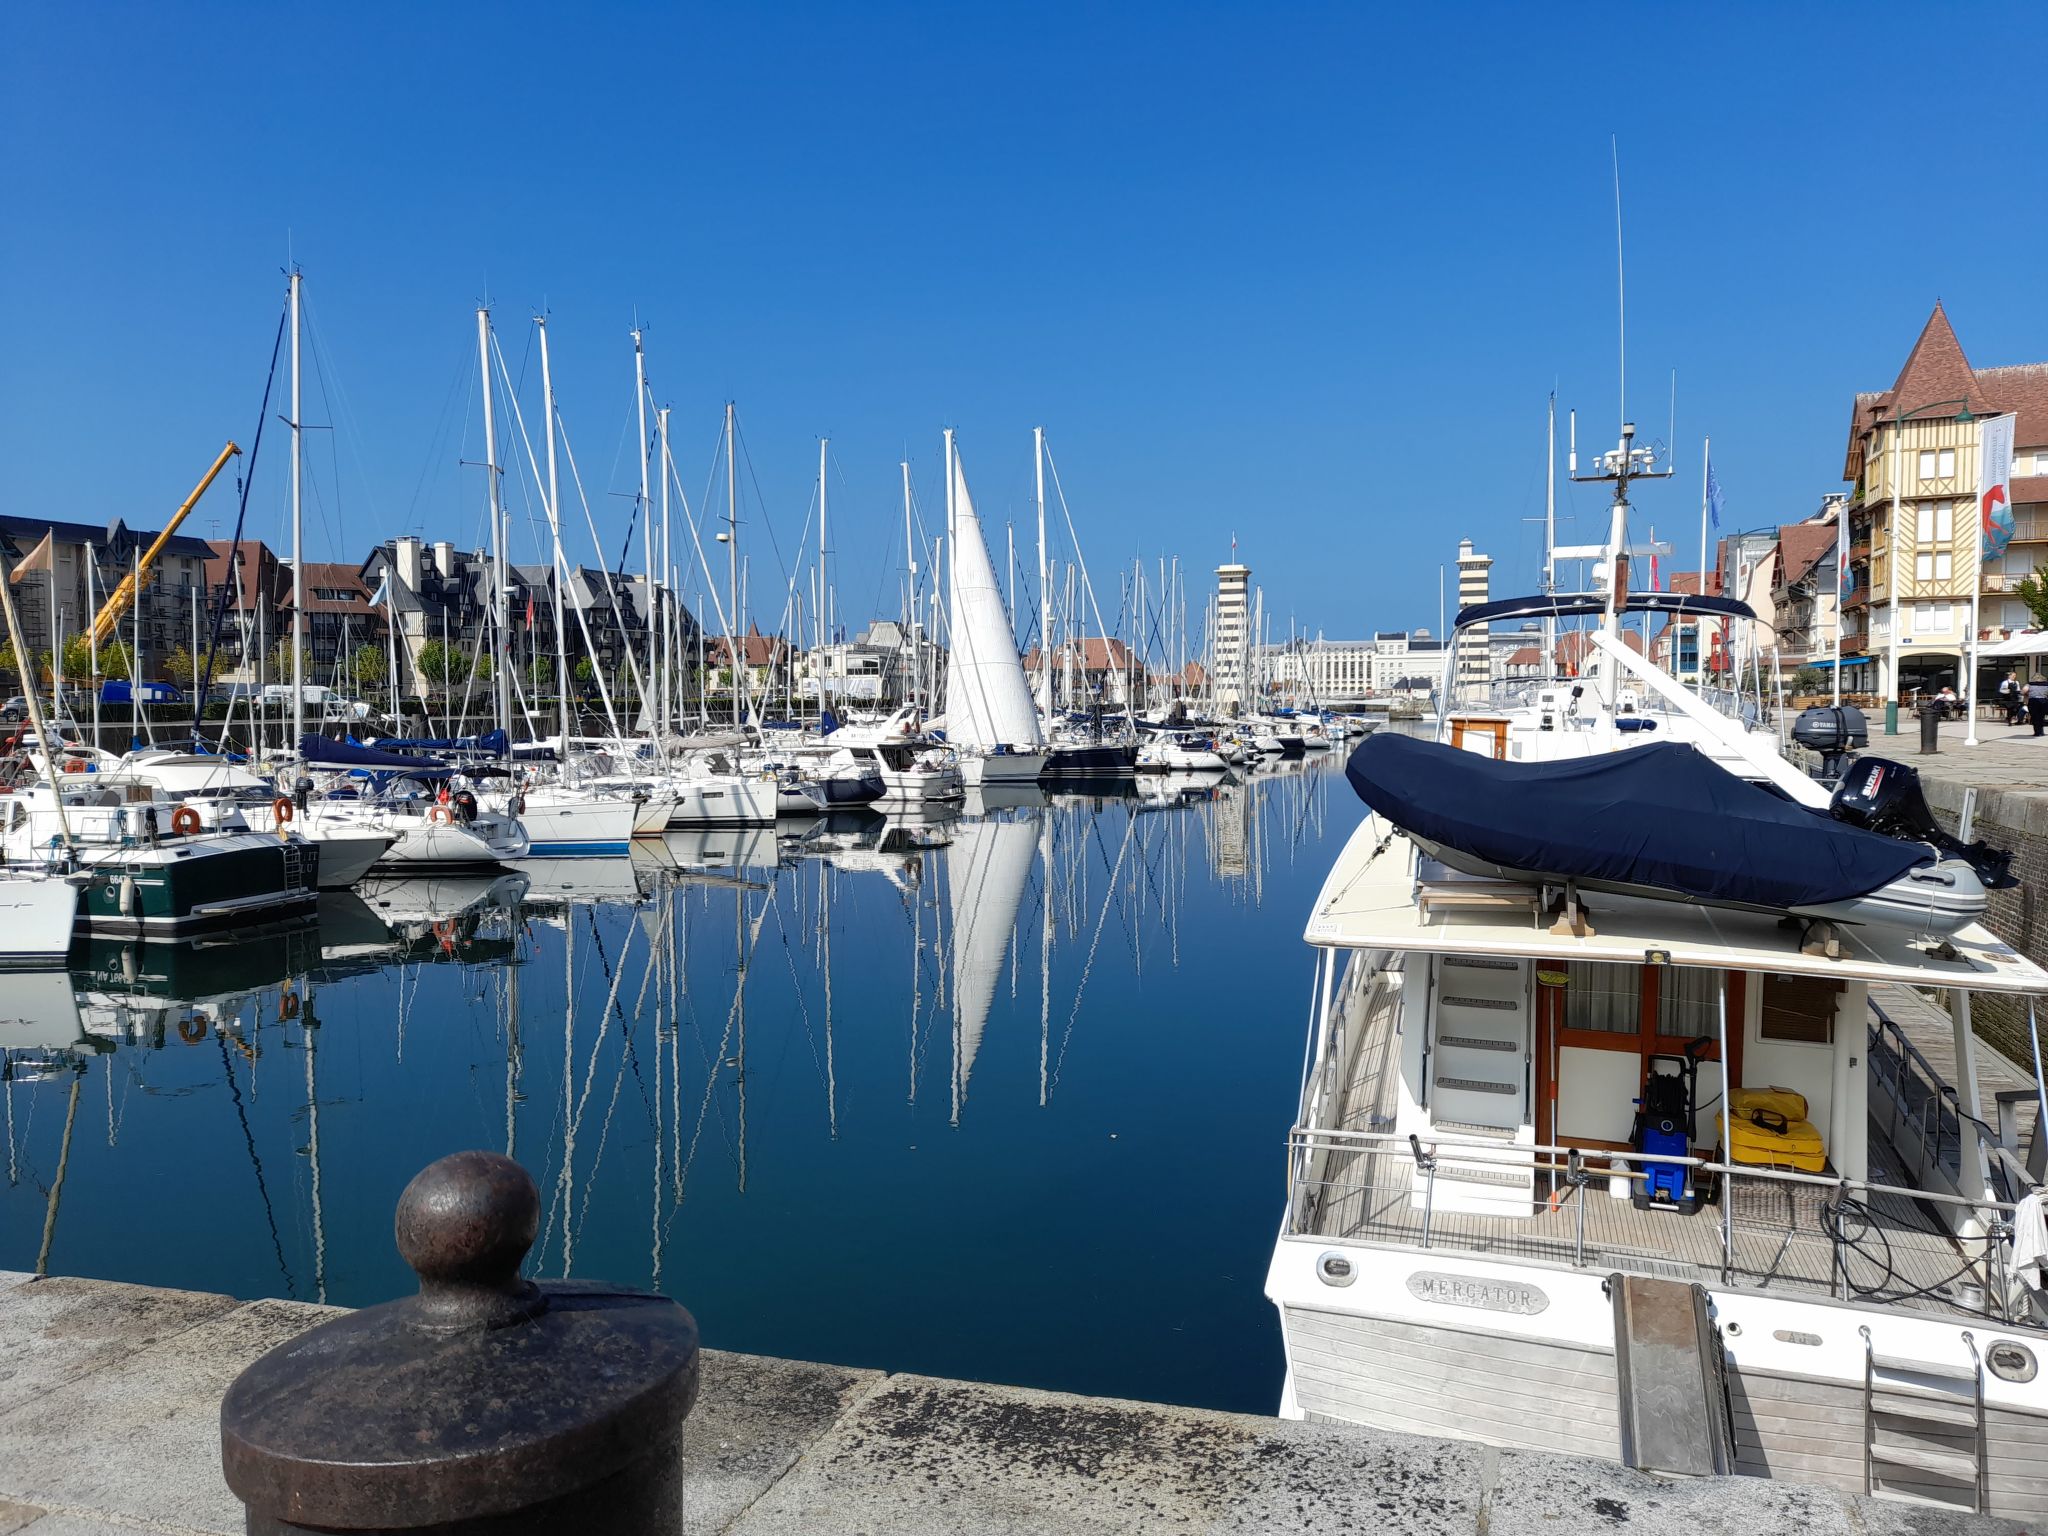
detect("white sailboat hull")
(0, 874), (80, 964)
(958, 750), (1047, 786)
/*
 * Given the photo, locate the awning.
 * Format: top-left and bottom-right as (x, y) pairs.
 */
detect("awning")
(1979, 632), (2048, 659)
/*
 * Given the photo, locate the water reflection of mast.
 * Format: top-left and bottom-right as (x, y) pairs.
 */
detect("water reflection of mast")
(733, 884), (747, 1194)
(34, 1074), (81, 1276)
(822, 862), (837, 1139)
(302, 982), (326, 1304)
(1039, 809), (1052, 1107)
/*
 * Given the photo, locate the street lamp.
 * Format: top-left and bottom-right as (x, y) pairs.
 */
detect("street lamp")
(1879, 396), (1975, 733)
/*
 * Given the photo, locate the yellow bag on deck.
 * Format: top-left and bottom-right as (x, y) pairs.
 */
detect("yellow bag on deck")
(1728, 1109), (1827, 1173)
(1731, 1086), (1808, 1122)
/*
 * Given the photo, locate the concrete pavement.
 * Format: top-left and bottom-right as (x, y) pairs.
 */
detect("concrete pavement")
(0, 1270), (2025, 1535)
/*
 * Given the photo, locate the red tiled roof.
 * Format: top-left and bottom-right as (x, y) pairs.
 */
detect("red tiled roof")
(1554, 630), (1642, 669)
(707, 626), (788, 668)
(1023, 637), (1132, 671)
(1774, 523), (1836, 589)
(1977, 364), (2048, 449)
(1507, 646), (1540, 665)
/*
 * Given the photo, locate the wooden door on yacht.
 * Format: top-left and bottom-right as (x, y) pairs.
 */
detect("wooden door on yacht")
(1538, 961), (1742, 1152)
(1448, 718), (1509, 759)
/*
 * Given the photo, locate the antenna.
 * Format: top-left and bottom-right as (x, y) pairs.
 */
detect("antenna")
(1612, 136), (1626, 429)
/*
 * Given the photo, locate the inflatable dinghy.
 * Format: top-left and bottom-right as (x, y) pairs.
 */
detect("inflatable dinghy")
(1344, 735), (2014, 939)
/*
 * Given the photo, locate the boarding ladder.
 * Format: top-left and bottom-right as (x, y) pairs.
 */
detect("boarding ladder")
(1417, 955), (1532, 1213)
(1860, 1327), (1986, 1513)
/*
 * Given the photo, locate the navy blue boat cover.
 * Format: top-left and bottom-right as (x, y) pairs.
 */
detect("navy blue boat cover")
(299, 734), (450, 774)
(1345, 734), (1932, 910)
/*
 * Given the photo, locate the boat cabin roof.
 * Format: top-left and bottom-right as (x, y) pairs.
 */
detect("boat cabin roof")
(1306, 815), (2048, 994)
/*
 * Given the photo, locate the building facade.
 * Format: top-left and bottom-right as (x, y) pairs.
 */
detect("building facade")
(1454, 539), (1492, 689)
(1840, 303), (2048, 701)
(0, 516), (214, 690)
(1213, 562), (1250, 710)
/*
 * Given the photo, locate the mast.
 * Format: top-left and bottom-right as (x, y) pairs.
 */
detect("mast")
(1545, 394), (1557, 677)
(723, 402), (741, 725)
(289, 268), (304, 748)
(536, 318), (571, 755)
(478, 307), (511, 740)
(901, 459), (915, 708)
(1035, 427), (1050, 717)
(634, 330), (656, 734)
(657, 404), (672, 738)
(818, 437), (829, 715)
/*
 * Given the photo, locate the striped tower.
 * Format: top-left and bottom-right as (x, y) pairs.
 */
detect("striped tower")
(1455, 539), (1492, 691)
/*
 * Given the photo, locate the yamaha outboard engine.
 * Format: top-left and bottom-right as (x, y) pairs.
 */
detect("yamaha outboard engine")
(1830, 757), (2017, 889)
(452, 788), (480, 826)
(1792, 704), (1868, 783)
(293, 775), (313, 815)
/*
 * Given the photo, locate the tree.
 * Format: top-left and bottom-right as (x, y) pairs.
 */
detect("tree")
(572, 657), (596, 687)
(62, 636), (130, 680)
(2018, 566), (2048, 630)
(268, 639), (307, 684)
(526, 656), (554, 688)
(351, 643), (385, 693)
(1791, 666), (1826, 698)
(161, 646), (195, 688)
(414, 639), (473, 692)
(0, 643), (19, 685)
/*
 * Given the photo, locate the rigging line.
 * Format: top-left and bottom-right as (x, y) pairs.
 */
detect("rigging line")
(196, 295), (289, 724)
(403, 344), (475, 525)
(1052, 807), (1137, 1094)
(216, 1031), (296, 1298)
(729, 412), (793, 592)
(582, 905), (658, 1122)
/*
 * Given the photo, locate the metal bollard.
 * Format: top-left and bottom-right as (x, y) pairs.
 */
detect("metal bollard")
(220, 1151), (699, 1534)
(1919, 704), (1941, 755)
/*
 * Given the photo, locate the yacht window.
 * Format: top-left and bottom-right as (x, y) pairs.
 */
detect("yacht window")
(1760, 973), (1840, 1044)
(1656, 965), (1722, 1041)
(1564, 962), (1639, 1033)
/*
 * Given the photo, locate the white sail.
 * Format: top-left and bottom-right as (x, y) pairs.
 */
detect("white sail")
(947, 811), (1037, 1123)
(945, 448), (1044, 749)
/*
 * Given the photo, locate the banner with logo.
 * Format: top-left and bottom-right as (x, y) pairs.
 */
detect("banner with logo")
(1980, 413), (2016, 560)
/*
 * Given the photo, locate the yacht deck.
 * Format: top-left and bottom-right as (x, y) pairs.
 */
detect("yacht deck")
(1298, 972), (2036, 1324)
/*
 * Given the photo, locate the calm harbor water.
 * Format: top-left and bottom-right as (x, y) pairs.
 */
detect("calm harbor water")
(1, 759), (1346, 1414)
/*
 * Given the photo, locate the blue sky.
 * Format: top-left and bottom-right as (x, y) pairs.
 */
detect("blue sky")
(5, 3), (2046, 642)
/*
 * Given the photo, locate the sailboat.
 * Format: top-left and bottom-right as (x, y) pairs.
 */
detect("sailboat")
(942, 434), (1047, 787)
(945, 806), (1038, 1124)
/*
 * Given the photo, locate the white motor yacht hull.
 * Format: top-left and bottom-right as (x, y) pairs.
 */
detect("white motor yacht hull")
(378, 812), (530, 868)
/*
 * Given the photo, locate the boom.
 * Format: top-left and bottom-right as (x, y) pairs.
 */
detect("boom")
(89, 441), (240, 653)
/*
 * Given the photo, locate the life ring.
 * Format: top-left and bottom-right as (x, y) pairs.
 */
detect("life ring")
(170, 805), (202, 836)
(278, 990), (300, 1021)
(272, 796), (295, 825)
(434, 919), (457, 953)
(427, 804), (455, 825)
(63, 758), (86, 773)
(177, 1015), (206, 1044)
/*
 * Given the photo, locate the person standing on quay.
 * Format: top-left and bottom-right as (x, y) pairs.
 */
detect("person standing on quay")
(2002, 670), (2022, 726)
(2027, 675), (2048, 737)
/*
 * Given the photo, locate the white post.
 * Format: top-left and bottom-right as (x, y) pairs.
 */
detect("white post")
(1843, 493), (1859, 708)
(289, 268), (304, 749)
(1966, 420), (1984, 746)
(1887, 413), (1902, 726)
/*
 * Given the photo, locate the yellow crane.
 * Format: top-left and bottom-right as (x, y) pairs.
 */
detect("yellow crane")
(89, 441), (241, 653)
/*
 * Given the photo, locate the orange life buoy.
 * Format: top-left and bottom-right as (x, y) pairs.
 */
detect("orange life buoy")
(428, 804), (455, 825)
(278, 990), (300, 1021)
(63, 758), (86, 773)
(170, 805), (202, 836)
(272, 796), (295, 825)
(177, 1015), (206, 1044)
(434, 919), (457, 953)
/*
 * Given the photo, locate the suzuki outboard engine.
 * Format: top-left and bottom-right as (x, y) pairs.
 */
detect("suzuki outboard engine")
(1792, 704), (1868, 782)
(1830, 757), (2017, 890)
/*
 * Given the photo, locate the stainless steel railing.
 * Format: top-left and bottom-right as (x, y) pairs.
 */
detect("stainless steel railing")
(1284, 1125), (2038, 1324)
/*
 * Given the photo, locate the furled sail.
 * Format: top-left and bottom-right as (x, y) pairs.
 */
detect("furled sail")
(945, 448), (1043, 750)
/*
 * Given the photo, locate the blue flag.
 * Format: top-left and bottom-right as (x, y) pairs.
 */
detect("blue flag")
(1706, 463), (1724, 530)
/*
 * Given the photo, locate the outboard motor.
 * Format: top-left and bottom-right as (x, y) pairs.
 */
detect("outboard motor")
(293, 775), (313, 815)
(1792, 704), (1869, 782)
(452, 789), (480, 826)
(1830, 757), (2017, 889)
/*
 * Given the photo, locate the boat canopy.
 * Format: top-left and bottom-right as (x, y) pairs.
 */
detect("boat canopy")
(1344, 733), (1929, 913)
(367, 729), (509, 757)
(1454, 591), (1757, 631)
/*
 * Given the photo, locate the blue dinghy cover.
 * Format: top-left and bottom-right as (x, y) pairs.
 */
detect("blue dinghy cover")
(1345, 734), (1933, 911)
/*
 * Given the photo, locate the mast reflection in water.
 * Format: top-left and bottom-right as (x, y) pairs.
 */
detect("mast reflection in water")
(1, 759), (1336, 1413)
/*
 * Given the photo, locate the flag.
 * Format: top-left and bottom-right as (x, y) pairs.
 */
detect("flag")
(524, 592), (536, 628)
(1649, 553), (1660, 591)
(1705, 463), (1724, 531)
(1980, 413), (2016, 561)
(1838, 515), (1854, 598)
(8, 529), (53, 587)
(366, 572), (390, 608)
